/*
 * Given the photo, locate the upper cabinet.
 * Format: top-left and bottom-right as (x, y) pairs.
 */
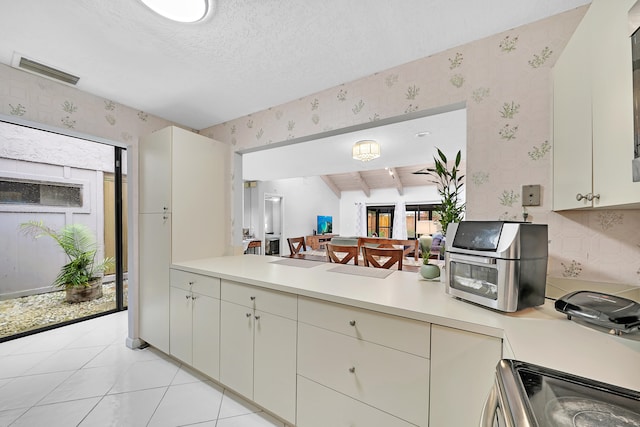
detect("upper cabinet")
(139, 126), (229, 262)
(553, 0), (640, 210)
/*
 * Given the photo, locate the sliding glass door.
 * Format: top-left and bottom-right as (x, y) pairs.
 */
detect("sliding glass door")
(0, 120), (128, 341)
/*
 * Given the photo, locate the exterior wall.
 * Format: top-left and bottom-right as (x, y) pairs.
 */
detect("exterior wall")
(202, 6), (640, 287)
(0, 123), (113, 298)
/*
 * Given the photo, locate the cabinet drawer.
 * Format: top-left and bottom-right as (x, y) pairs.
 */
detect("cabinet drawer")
(297, 376), (414, 427)
(299, 297), (430, 358)
(221, 280), (297, 320)
(170, 269), (220, 298)
(298, 323), (429, 426)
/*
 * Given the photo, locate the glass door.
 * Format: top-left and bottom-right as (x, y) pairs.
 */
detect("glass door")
(0, 121), (128, 341)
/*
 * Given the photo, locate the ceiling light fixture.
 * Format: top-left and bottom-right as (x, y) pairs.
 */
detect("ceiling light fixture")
(139, 0), (211, 23)
(415, 131), (431, 137)
(352, 140), (381, 162)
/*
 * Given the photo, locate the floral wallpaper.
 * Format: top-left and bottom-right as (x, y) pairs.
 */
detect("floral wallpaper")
(1, 5), (639, 287)
(0, 64), (175, 144)
(200, 6), (640, 287)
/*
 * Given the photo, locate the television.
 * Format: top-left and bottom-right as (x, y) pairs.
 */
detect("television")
(317, 215), (332, 234)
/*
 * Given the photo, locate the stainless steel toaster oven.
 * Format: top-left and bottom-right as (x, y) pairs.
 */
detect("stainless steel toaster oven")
(444, 221), (548, 312)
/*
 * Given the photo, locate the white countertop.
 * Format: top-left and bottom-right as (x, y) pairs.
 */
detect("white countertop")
(173, 255), (640, 392)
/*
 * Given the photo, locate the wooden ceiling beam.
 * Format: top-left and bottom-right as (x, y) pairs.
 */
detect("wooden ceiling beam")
(350, 171), (371, 197)
(388, 167), (404, 196)
(320, 175), (341, 198)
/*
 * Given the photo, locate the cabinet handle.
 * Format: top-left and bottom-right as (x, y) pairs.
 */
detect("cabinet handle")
(245, 312), (252, 318)
(191, 295), (197, 300)
(349, 320), (356, 327)
(254, 315), (261, 320)
(348, 367), (356, 373)
(188, 281), (195, 286)
(185, 295), (191, 300)
(250, 296), (256, 301)
(576, 193), (601, 202)
(163, 206), (168, 211)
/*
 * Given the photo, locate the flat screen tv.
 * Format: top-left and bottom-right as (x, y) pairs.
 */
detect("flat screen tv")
(317, 215), (332, 234)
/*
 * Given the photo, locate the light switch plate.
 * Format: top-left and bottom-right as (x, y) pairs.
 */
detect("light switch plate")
(522, 185), (541, 206)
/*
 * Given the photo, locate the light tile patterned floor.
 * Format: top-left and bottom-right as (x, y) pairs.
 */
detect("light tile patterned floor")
(0, 311), (288, 427)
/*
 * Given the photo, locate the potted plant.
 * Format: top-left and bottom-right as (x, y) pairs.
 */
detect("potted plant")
(419, 236), (440, 280)
(415, 148), (465, 235)
(20, 221), (114, 303)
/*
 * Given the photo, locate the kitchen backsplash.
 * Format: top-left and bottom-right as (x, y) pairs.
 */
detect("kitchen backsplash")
(0, 5), (638, 287)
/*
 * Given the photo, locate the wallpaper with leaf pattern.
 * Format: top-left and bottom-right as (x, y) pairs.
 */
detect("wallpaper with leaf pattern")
(0, 5), (638, 286)
(200, 6), (639, 287)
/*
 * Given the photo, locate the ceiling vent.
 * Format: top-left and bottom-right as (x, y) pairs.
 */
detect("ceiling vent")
(17, 57), (80, 85)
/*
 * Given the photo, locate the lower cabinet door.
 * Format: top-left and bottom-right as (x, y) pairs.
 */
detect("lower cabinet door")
(296, 376), (414, 427)
(220, 300), (254, 398)
(298, 323), (429, 426)
(253, 310), (297, 424)
(430, 325), (502, 427)
(169, 286), (192, 364)
(192, 293), (220, 381)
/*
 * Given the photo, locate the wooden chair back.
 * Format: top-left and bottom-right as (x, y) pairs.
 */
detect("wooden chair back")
(361, 246), (403, 270)
(357, 237), (419, 261)
(326, 243), (358, 265)
(287, 237), (307, 255)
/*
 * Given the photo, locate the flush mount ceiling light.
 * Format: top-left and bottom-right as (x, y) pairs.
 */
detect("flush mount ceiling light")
(352, 140), (381, 162)
(139, 0), (211, 22)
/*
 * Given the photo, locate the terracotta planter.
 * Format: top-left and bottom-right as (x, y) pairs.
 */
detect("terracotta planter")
(65, 278), (103, 303)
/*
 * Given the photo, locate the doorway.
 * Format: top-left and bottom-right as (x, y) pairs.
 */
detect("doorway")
(0, 119), (128, 341)
(264, 194), (283, 256)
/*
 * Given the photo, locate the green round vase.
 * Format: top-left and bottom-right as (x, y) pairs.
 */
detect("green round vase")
(420, 264), (440, 280)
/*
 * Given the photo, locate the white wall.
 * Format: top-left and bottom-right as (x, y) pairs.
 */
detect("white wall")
(258, 176), (340, 255)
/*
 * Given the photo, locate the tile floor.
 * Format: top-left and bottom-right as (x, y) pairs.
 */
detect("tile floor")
(0, 311), (289, 427)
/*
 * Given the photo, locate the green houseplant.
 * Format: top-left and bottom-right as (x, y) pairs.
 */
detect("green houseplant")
(415, 148), (465, 235)
(20, 220), (114, 303)
(419, 236), (440, 280)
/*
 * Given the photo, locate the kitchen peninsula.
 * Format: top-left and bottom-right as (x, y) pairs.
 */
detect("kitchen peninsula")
(163, 255), (640, 427)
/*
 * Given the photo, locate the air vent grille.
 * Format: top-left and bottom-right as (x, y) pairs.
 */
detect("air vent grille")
(18, 57), (79, 85)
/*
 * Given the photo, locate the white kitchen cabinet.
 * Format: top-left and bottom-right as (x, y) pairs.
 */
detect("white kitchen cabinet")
(138, 126), (228, 351)
(219, 280), (297, 424)
(138, 212), (170, 353)
(429, 324), (502, 427)
(553, 0), (640, 210)
(297, 297), (430, 427)
(169, 269), (221, 380)
(297, 376), (415, 427)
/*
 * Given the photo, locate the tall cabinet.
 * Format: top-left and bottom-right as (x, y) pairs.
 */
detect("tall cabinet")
(138, 126), (228, 352)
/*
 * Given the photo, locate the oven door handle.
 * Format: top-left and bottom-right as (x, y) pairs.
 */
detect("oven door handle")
(480, 384), (498, 427)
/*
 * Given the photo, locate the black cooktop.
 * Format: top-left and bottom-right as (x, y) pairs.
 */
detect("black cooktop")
(507, 360), (640, 427)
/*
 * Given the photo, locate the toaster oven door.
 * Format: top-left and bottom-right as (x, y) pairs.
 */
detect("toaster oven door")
(447, 253), (518, 311)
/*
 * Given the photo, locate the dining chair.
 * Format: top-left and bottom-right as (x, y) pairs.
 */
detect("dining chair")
(287, 236), (307, 255)
(326, 243), (358, 265)
(361, 246), (403, 270)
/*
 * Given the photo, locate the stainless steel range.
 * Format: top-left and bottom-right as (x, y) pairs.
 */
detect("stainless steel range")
(481, 359), (640, 427)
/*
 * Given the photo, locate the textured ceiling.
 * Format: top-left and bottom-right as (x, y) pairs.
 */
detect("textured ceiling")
(0, 0), (590, 130)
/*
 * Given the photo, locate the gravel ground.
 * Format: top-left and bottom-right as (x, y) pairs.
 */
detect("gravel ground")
(0, 282), (128, 338)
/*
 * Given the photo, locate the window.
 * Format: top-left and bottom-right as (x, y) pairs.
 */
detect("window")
(367, 206), (394, 237)
(405, 204), (441, 238)
(0, 179), (82, 207)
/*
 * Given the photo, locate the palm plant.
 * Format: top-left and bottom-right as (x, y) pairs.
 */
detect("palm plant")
(20, 220), (114, 289)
